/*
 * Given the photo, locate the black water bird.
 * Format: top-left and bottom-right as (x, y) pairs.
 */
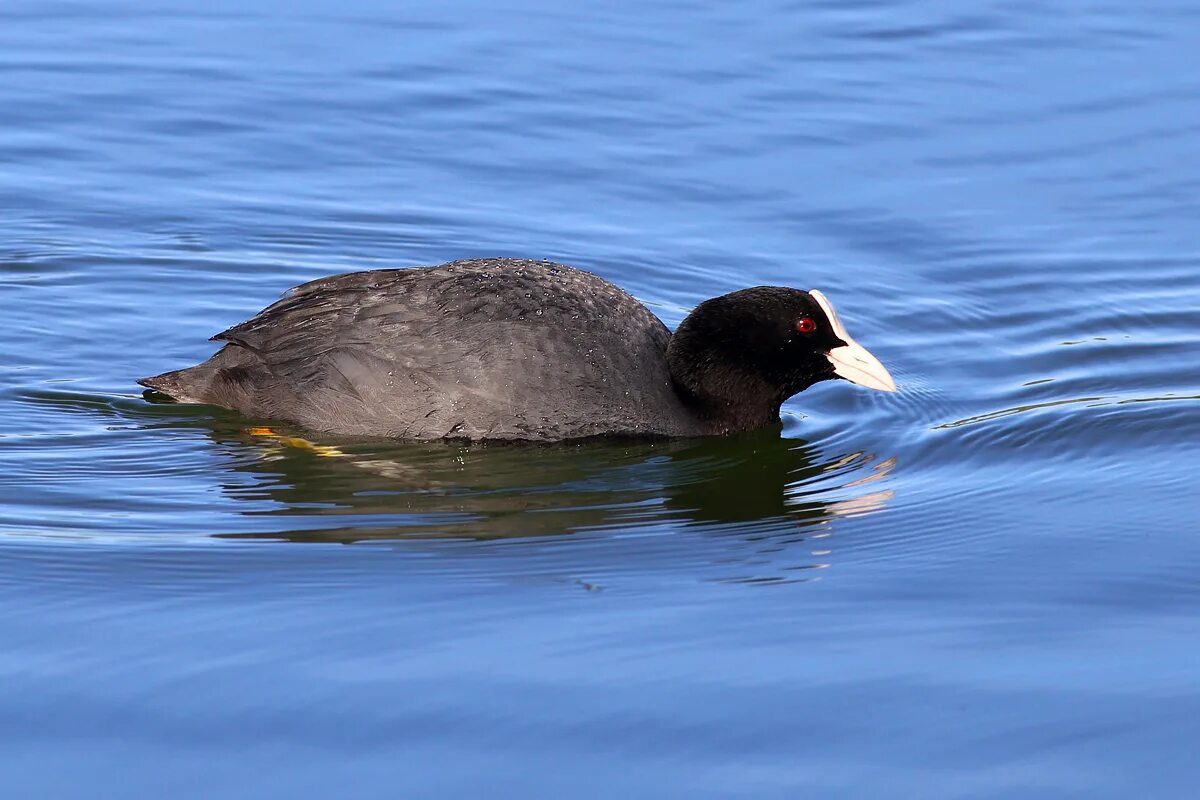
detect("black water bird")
(140, 258), (895, 440)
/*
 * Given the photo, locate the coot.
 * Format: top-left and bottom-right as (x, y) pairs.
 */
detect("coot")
(140, 258), (895, 440)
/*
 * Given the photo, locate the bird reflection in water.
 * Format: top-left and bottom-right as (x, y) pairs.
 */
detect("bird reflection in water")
(204, 420), (895, 582)
(20, 389), (897, 583)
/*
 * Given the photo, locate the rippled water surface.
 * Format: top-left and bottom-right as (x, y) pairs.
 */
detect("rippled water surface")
(3, 1), (1199, 796)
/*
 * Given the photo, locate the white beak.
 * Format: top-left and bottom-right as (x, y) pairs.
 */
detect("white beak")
(810, 290), (897, 393)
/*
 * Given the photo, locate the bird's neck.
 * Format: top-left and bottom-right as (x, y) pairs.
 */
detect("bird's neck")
(666, 343), (786, 435)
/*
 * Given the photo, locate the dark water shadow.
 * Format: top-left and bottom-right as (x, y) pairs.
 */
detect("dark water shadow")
(196, 418), (895, 544)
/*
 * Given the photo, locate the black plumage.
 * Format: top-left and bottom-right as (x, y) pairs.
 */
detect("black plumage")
(140, 258), (893, 440)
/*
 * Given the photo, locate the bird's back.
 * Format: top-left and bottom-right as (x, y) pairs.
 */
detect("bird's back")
(141, 259), (699, 440)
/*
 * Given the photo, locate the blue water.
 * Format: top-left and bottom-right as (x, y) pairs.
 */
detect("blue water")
(3, 1), (1199, 797)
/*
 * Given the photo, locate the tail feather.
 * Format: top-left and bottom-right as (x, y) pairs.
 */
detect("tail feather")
(138, 368), (202, 403)
(139, 341), (266, 407)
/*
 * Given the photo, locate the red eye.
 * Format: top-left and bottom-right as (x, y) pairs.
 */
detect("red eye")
(796, 317), (816, 334)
